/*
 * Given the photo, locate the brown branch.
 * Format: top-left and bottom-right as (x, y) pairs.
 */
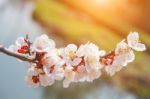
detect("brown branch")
(0, 45), (36, 63)
(0, 44), (114, 65)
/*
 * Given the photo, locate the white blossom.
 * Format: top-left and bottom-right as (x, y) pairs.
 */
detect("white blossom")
(115, 40), (135, 64)
(105, 56), (125, 76)
(76, 42), (105, 57)
(76, 43), (104, 82)
(25, 65), (39, 87)
(8, 37), (28, 54)
(74, 65), (87, 82)
(63, 65), (75, 88)
(63, 44), (81, 66)
(33, 34), (55, 52)
(77, 43), (104, 71)
(42, 49), (63, 67)
(127, 32), (146, 51)
(105, 40), (135, 76)
(26, 64), (56, 87)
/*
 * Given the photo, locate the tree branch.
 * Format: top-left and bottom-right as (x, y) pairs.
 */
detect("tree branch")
(0, 44), (114, 65)
(0, 45), (36, 63)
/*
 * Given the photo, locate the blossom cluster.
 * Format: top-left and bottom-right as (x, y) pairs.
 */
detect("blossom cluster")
(8, 32), (146, 88)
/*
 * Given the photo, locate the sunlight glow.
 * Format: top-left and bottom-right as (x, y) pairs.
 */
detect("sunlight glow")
(92, 0), (112, 6)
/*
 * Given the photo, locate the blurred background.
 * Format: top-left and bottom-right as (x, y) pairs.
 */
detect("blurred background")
(0, 0), (150, 99)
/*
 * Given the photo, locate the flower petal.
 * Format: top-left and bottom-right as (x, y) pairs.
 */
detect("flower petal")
(33, 34), (55, 52)
(72, 58), (82, 66)
(132, 43), (146, 51)
(39, 74), (54, 86)
(126, 50), (135, 63)
(15, 37), (25, 46)
(127, 32), (139, 47)
(65, 44), (77, 53)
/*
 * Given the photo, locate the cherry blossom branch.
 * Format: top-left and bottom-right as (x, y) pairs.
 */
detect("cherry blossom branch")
(0, 44), (113, 64)
(0, 32), (146, 88)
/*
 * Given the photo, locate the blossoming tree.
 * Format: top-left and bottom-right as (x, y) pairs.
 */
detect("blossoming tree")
(0, 32), (146, 88)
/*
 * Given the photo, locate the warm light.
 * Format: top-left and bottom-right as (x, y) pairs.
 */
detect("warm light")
(92, 0), (112, 6)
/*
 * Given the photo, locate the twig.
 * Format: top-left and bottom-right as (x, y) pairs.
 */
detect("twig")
(0, 45), (36, 63)
(0, 44), (113, 65)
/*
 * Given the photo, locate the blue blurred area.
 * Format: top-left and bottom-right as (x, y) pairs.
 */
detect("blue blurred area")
(0, 0), (44, 99)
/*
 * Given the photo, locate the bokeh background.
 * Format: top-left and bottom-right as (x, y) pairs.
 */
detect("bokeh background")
(0, 0), (150, 99)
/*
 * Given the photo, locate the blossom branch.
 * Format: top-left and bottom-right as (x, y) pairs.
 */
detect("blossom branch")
(0, 44), (112, 64)
(0, 32), (146, 88)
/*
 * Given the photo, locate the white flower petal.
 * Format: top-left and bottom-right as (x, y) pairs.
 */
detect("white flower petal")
(86, 70), (101, 82)
(25, 76), (39, 87)
(65, 44), (77, 53)
(76, 42), (100, 57)
(63, 71), (75, 88)
(27, 66), (38, 76)
(63, 78), (71, 88)
(125, 50), (135, 63)
(127, 32), (146, 52)
(127, 32), (139, 47)
(43, 50), (61, 67)
(53, 66), (64, 80)
(39, 74), (54, 86)
(76, 44), (85, 57)
(77, 65), (86, 73)
(72, 58), (82, 66)
(65, 65), (73, 72)
(99, 50), (106, 56)
(132, 43), (146, 51)
(105, 65), (122, 76)
(115, 40), (128, 55)
(85, 56), (101, 72)
(33, 34), (55, 52)
(15, 37), (25, 46)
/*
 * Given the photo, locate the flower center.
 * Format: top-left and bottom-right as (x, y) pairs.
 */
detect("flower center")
(100, 51), (115, 65)
(32, 76), (39, 84)
(69, 51), (76, 61)
(17, 45), (29, 54)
